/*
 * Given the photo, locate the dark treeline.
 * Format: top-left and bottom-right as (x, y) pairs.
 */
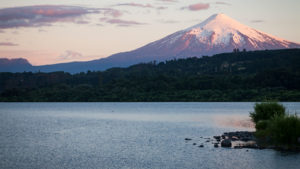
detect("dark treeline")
(1, 49), (300, 102)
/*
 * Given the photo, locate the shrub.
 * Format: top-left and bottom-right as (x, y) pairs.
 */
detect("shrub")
(255, 120), (270, 130)
(250, 102), (286, 124)
(267, 114), (300, 145)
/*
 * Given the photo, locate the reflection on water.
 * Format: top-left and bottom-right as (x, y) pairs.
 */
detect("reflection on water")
(213, 115), (255, 129)
(0, 102), (300, 169)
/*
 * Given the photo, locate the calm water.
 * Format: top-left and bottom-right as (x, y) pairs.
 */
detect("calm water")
(0, 102), (300, 169)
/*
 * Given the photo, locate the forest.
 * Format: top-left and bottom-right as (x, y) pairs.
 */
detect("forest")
(0, 48), (300, 101)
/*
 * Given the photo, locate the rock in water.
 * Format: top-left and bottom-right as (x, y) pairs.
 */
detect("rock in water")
(213, 136), (221, 139)
(221, 139), (232, 147)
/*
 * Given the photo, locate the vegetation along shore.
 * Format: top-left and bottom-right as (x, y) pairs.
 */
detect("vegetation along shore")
(1, 49), (300, 102)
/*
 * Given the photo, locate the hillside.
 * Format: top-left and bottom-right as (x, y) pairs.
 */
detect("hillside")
(0, 49), (300, 101)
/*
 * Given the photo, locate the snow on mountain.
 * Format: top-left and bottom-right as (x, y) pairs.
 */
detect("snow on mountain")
(135, 13), (299, 60)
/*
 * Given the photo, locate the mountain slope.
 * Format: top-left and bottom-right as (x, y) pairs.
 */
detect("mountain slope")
(0, 58), (32, 72)
(1, 13), (300, 73)
(110, 13), (299, 62)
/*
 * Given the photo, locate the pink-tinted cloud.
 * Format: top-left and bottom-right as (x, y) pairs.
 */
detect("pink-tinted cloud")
(182, 3), (210, 11)
(101, 18), (145, 27)
(0, 42), (18, 46)
(0, 5), (100, 29)
(58, 50), (83, 61)
(101, 8), (123, 18)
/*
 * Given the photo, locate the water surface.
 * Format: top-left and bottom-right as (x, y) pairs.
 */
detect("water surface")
(0, 102), (300, 169)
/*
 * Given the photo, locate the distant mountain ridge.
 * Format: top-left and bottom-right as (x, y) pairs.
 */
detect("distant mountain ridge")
(0, 58), (32, 72)
(1, 13), (300, 73)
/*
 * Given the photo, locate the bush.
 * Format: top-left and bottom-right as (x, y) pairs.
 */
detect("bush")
(250, 102), (300, 147)
(267, 115), (300, 145)
(255, 120), (270, 130)
(250, 102), (286, 124)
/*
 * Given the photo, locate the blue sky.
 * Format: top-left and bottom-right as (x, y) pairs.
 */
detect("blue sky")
(0, 0), (299, 65)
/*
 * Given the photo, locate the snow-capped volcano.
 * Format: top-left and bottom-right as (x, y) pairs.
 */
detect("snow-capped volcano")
(1, 13), (299, 73)
(131, 13), (299, 60)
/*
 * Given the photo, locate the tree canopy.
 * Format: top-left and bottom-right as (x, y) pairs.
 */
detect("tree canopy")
(1, 49), (300, 102)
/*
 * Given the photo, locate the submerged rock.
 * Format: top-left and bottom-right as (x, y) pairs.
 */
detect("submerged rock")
(185, 138), (192, 141)
(214, 136), (221, 142)
(197, 131), (300, 151)
(243, 144), (259, 149)
(234, 145), (243, 149)
(221, 139), (232, 147)
(213, 136), (221, 140)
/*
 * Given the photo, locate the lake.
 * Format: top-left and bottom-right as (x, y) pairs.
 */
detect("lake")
(0, 102), (300, 169)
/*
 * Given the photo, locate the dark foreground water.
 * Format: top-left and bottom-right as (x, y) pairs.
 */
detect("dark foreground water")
(0, 102), (300, 169)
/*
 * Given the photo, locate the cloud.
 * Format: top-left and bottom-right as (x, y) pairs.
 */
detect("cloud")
(215, 2), (231, 6)
(157, 7), (168, 10)
(75, 20), (90, 24)
(157, 0), (178, 2)
(99, 8), (124, 18)
(38, 28), (47, 32)
(0, 42), (18, 46)
(114, 3), (166, 10)
(58, 50), (83, 60)
(0, 5), (100, 29)
(115, 3), (154, 8)
(158, 19), (179, 24)
(101, 18), (145, 27)
(182, 3), (210, 11)
(12, 30), (18, 34)
(251, 20), (265, 23)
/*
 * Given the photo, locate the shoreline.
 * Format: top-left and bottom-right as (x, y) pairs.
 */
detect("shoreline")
(186, 131), (300, 152)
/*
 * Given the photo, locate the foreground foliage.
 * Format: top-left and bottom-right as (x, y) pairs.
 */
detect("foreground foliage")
(0, 49), (300, 101)
(251, 102), (300, 148)
(250, 102), (286, 123)
(268, 114), (300, 145)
